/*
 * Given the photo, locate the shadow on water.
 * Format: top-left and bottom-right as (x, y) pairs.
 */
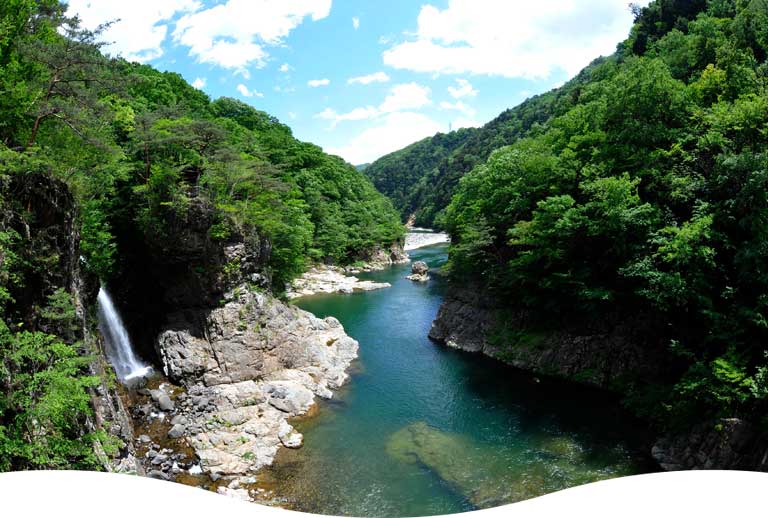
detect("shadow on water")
(261, 241), (655, 517)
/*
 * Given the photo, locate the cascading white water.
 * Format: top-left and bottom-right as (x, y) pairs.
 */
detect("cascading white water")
(97, 286), (152, 382)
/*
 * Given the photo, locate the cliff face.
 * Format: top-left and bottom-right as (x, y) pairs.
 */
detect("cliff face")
(111, 199), (272, 362)
(429, 287), (666, 390)
(104, 199), (359, 498)
(429, 285), (768, 472)
(153, 284), (357, 488)
(652, 419), (768, 472)
(2, 173), (138, 472)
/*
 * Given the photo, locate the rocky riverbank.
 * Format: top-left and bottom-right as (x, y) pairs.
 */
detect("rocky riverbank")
(285, 241), (410, 299)
(429, 287), (665, 390)
(429, 285), (768, 471)
(286, 266), (391, 299)
(130, 283), (358, 501)
(360, 241), (410, 269)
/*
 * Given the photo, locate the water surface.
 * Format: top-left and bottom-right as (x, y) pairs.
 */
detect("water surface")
(263, 242), (653, 516)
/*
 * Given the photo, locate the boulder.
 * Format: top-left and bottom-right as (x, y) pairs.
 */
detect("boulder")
(406, 261), (430, 282)
(278, 422), (303, 449)
(157, 395), (174, 412)
(168, 423), (186, 439)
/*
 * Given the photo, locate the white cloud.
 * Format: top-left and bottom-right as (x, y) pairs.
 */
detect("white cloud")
(327, 112), (443, 164)
(347, 72), (390, 85)
(448, 79), (478, 99)
(383, 0), (650, 79)
(279, 63), (291, 73)
(66, 0), (200, 62)
(315, 106), (380, 127)
(288, 112), (297, 120)
(236, 84), (263, 98)
(191, 77), (206, 89)
(451, 117), (482, 130)
(308, 78), (331, 87)
(379, 82), (431, 113)
(439, 100), (476, 117)
(352, 17), (360, 30)
(173, 0), (331, 71)
(315, 82), (431, 127)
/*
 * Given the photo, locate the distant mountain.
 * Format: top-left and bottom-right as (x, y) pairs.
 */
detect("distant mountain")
(364, 64), (602, 228)
(354, 163), (371, 172)
(363, 129), (474, 224)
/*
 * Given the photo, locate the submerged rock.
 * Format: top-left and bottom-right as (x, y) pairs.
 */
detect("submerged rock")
(386, 422), (636, 507)
(386, 422), (507, 507)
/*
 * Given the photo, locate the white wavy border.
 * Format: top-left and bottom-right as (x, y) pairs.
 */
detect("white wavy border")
(0, 470), (766, 517)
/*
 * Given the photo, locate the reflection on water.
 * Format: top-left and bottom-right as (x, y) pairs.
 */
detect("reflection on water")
(261, 242), (654, 517)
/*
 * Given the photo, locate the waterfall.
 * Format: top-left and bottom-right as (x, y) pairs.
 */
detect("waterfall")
(97, 286), (152, 382)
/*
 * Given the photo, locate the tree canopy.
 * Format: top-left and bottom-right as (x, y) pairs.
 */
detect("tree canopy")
(0, 1), (403, 471)
(445, 0), (768, 427)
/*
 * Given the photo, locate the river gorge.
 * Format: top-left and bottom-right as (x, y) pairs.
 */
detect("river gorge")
(257, 239), (654, 516)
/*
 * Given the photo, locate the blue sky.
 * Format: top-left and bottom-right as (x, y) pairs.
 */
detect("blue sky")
(67, 0), (650, 165)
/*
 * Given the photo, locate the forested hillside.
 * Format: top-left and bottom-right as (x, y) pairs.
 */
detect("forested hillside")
(0, 1), (402, 470)
(365, 55), (631, 228)
(364, 129), (475, 223)
(444, 0), (768, 428)
(0, 1), (403, 286)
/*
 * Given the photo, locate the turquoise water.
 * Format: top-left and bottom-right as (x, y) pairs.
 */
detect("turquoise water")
(264, 243), (653, 517)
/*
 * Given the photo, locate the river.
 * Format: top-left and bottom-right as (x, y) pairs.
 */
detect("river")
(261, 240), (653, 516)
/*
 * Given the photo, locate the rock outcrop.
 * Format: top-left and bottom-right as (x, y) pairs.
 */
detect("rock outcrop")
(287, 266), (390, 299)
(652, 419), (768, 471)
(3, 173), (139, 473)
(429, 287), (664, 390)
(103, 196), (362, 495)
(406, 261), (430, 282)
(151, 284), (358, 493)
(430, 286), (768, 472)
(361, 241), (410, 269)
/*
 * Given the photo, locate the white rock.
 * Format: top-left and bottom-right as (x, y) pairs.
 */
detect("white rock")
(286, 266), (390, 299)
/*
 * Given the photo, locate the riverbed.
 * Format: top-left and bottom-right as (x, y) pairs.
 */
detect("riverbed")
(262, 241), (653, 516)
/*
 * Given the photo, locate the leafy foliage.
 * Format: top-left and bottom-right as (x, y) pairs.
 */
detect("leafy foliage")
(365, 57), (619, 228)
(445, 0), (768, 427)
(0, 1), (404, 471)
(1, 5), (402, 284)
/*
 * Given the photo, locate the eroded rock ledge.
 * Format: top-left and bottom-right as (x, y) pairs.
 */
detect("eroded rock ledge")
(652, 419), (768, 471)
(286, 266), (391, 299)
(148, 284), (358, 499)
(429, 285), (768, 471)
(286, 242), (409, 299)
(429, 287), (664, 390)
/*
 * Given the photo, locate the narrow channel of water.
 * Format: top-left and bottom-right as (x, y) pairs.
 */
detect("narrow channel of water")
(263, 241), (654, 517)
